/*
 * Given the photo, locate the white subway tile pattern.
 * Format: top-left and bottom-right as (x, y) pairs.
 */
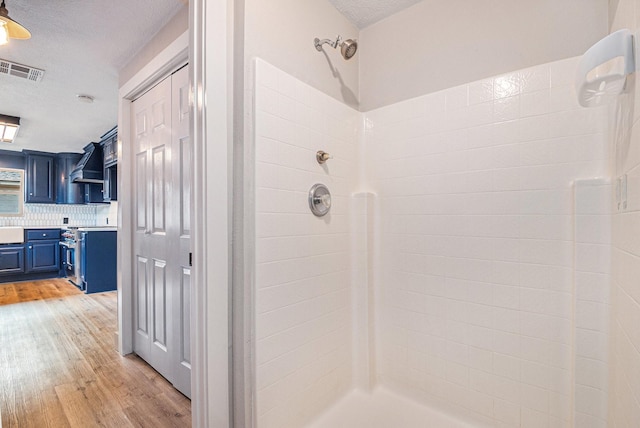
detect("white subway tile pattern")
(365, 57), (609, 426)
(574, 180), (612, 428)
(0, 204), (99, 227)
(609, 1), (640, 427)
(254, 59), (357, 428)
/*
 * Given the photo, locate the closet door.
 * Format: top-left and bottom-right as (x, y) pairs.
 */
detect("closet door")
(132, 76), (174, 382)
(131, 66), (192, 398)
(170, 65), (192, 397)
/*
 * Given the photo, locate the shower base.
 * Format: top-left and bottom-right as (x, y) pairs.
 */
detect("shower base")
(306, 387), (475, 428)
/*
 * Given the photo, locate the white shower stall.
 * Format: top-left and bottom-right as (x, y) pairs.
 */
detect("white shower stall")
(243, 1), (638, 427)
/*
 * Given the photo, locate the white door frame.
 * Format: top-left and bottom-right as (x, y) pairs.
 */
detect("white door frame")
(190, 0), (233, 425)
(117, 0), (234, 424)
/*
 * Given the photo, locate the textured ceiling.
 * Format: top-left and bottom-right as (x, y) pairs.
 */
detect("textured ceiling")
(0, 0), (185, 153)
(327, 0), (423, 28)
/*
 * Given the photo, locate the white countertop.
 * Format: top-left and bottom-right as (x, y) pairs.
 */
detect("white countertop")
(18, 226), (116, 230)
(1, 226), (117, 231)
(77, 227), (117, 232)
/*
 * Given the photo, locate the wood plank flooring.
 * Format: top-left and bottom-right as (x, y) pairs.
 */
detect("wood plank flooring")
(0, 279), (191, 428)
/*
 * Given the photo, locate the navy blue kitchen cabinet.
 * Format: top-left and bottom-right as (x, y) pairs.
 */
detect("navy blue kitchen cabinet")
(83, 183), (106, 204)
(102, 166), (117, 202)
(24, 151), (56, 203)
(0, 229), (61, 283)
(26, 229), (61, 273)
(0, 149), (26, 169)
(79, 230), (116, 293)
(56, 153), (84, 204)
(27, 240), (60, 272)
(0, 245), (25, 275)
(100, 127), (117, 202)
(101, 127), (118, 168)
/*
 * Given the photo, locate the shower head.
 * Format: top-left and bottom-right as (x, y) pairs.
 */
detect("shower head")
(314, 35), (358, 60)
(340, 38), (358, 60)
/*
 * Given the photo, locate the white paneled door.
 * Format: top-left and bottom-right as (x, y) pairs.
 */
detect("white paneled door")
(170, 65), (192, 397)
(132, 65), (191, 398)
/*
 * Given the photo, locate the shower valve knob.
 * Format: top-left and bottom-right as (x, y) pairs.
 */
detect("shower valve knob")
(316, 150), (332, 164)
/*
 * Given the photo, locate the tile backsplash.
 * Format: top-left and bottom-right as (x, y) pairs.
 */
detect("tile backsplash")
(0, 204), (102, 227)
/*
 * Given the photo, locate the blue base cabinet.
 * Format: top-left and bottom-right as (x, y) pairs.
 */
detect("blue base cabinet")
(0, 229), (61, 283)
(0, 245), (25, 275)
(26, 229), (61, 274)
(79, 230), (116, 293)
(27, 240), (60, 273)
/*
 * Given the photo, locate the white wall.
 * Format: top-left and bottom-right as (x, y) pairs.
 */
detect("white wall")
(245, 0), (360, 109)
(364, 57), (610, 426)
(119, 5), (188, 86)
(253, 59), (358, 428)
(607, 1), (640, 426)
(96, 201), (118, 226)
(358, 0), (609, 111)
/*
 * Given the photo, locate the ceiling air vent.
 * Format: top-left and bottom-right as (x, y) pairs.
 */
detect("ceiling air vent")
(0, 59), (45, 82)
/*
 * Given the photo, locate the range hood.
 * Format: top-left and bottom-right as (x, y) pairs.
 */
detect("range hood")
(70, 142), (103, 184)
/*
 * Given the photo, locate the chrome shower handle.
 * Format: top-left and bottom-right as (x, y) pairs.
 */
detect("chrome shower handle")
(309, 184), (331, 217)
(314, 193), (331, 209)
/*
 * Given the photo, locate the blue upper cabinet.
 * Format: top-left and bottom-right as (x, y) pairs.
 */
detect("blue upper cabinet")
(25, 151), (56, 203)
(100, 126), (117, 202)
(56, 153), (84, 205)
(101, 127), (117, 168)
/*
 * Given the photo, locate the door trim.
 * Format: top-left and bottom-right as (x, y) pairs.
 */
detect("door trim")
(118, 0), (234, 425)
(190, 0), (233, 426)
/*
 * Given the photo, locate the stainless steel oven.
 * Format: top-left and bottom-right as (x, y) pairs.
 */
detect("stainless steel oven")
(60, 228), (79, 287)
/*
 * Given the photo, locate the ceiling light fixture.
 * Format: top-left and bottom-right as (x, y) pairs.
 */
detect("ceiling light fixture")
(0, 114), (20, 143)
(0, 22), (8, 45)
(0, 0), (30, 45)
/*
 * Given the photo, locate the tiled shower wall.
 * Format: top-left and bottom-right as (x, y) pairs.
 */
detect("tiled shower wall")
(0, 204), (99, 227)
(253, 59), (358, 428)
(365, 57), (610, 426)
(608, 1), (640, 426)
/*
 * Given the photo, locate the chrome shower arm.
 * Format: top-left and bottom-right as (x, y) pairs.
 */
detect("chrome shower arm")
(314, 35), (342, 51)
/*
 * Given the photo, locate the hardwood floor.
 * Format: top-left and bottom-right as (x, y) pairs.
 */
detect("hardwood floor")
(0, 279), (191, 428)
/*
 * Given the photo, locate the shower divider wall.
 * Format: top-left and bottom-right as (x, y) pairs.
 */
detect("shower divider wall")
(350, 192), (377, 391)
(253, 59), (358, 428)
(253, 56), (611, 428)
(573, 179), (611, 428)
